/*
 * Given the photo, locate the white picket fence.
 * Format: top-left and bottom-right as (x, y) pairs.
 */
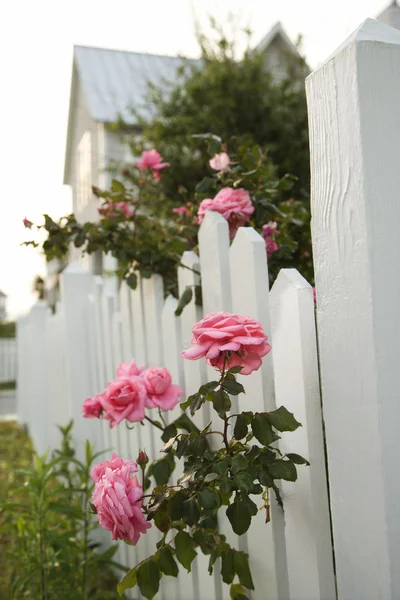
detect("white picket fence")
(17, 209), (334, 600)
(0, 338), (17, 382)
(16, 17), (400, 600)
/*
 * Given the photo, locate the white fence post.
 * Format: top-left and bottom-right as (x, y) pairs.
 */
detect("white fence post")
(307, 18), (400, 599)
(60, 262), (98, 459)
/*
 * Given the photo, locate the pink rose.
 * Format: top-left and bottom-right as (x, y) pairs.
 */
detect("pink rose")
(209, 152), (230, 171)
(116, 359), (146, 379)
(135, 149), (169, 181)
(312, 287), (316, 304)
(172, 206), (191, 216)
(142, 367), (184, 411)
(198, 187), (254, 239)
(90, 452), (138, 483)
(100, 376), (147, 427)
(82, 394), (104, 419)
(262, 221), (280, 258)
(91, 456), (151, 545)
(23, 217), (33, 228)
(181, 312), (271, 375)
(98, 202), (133, 218)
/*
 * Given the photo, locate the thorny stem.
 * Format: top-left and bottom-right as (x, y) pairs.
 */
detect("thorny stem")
(81, 486), (89, 600)
(144, 415), (165, 431)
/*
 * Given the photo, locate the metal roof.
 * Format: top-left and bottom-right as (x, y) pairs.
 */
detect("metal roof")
(74, 45), (201, 123)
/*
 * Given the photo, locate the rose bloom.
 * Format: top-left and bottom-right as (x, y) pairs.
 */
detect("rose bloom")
(135, 149), (170, 180)
(82, 394), (103, 419)
(172, 206), (191, 216)
(98, 202), (133, 219)
(116, 359), (146, 379)
(90, 452), (138, 483)
(181, 312), (271, 375)
(142, 367), (184, 411)
(91, 456), (151, 545)
(209, 152), (230, 171)
(262, 221), (280, 258)
(100, 376), (147, 427)
(198, 187), (254, 239)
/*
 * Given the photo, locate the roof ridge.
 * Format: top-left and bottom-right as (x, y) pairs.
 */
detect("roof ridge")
(74, 44), (198, 61)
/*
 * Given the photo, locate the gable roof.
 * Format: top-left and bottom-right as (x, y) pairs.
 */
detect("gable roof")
(377, 0), (400, 29)
(73, 46), (200, 124)
(255, 22), (301, 57)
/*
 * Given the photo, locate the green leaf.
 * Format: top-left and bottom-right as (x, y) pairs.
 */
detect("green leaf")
(117, 566), (137, 595)
(220, 477), (232, 495)
(176, 436), (190, 459)
(199, 381), (220, 395)
(230, 583), (249, 600)
(234, 414), (248, 440)
(286, 453), (310, 465)
(258, 466), (273, 487)
(226, 497), (251, 535)
(153, 508), (172, 533)
(234, 551), (254, 591)
(189, 393), (206, 416)
(126, 272), (138, 289)
(210, 389), (231, 418)
(161, 423), (177, 443)
(267, 406), (302, 432)
(153, 458), (173, 485)
(231, 454), (248, 475)
(167, 491), (184, 521)
(198, 488), (218, 510)
(174, 531), (197, 572)
(221, 549), (235, 584)
(174, 413), (200, 434)
(137, 559), (160, 599)
(228, 366), (244, 374)
(204, 472), (219, 483)
(223, 379), (245, 395)
(241, 493), (258, 516)
(268, 460), (298, 482)
(251, 413), (275, 446)
(175, 286), (193, 316)
(234, 471), (254, 493)
(182, 497), (201, 526)
(157, 546), (179, 577)
(190, 434), (208, 456)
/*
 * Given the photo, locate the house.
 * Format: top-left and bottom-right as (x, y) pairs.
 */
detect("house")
(59, 1), (399, 282)
(61, 22), (302, 276)
(0, 290), (7, 321)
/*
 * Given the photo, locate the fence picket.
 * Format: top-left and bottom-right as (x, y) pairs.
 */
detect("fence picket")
(229, 227), (289, 600)
(269, 269), (336, 599)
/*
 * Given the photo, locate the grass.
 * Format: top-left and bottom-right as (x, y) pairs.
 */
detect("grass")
(0, 380), (16, 391)
(0, 420), (33, 597)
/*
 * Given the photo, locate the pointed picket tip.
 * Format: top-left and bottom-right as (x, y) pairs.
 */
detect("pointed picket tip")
(270, 268), (312, 299)
(63, 261), (89, 274)
(307, 18), (400, 79)
(231, 225), (265, 249)
(199, 209), (228, 231)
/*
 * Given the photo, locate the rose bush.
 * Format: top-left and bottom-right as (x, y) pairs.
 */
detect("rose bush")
(86, 312), (308, 600)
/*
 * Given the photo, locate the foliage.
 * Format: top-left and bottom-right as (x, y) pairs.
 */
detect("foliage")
(0, 321), (16, 338)
(113, 366), (308, 599)
(0, 421), (127, 599)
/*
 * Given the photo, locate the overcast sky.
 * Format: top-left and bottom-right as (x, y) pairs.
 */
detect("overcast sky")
(0, 0), (392, 318)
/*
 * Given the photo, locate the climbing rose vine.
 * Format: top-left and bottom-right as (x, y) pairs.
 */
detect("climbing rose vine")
(85, 312), (308, 599)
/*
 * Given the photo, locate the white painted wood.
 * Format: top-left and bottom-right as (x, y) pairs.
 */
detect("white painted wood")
(229, 227), (288, 600)
(60, 263), (98, 460)
(307, 18), (400, 599)
(100, 292), (120, 456)
(0, 338), (17, 382)
(269, 269), (336, 600)
(26, 302), (48, 454)
(16, 316), (28, 425)
(198, 212), (237, 600)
